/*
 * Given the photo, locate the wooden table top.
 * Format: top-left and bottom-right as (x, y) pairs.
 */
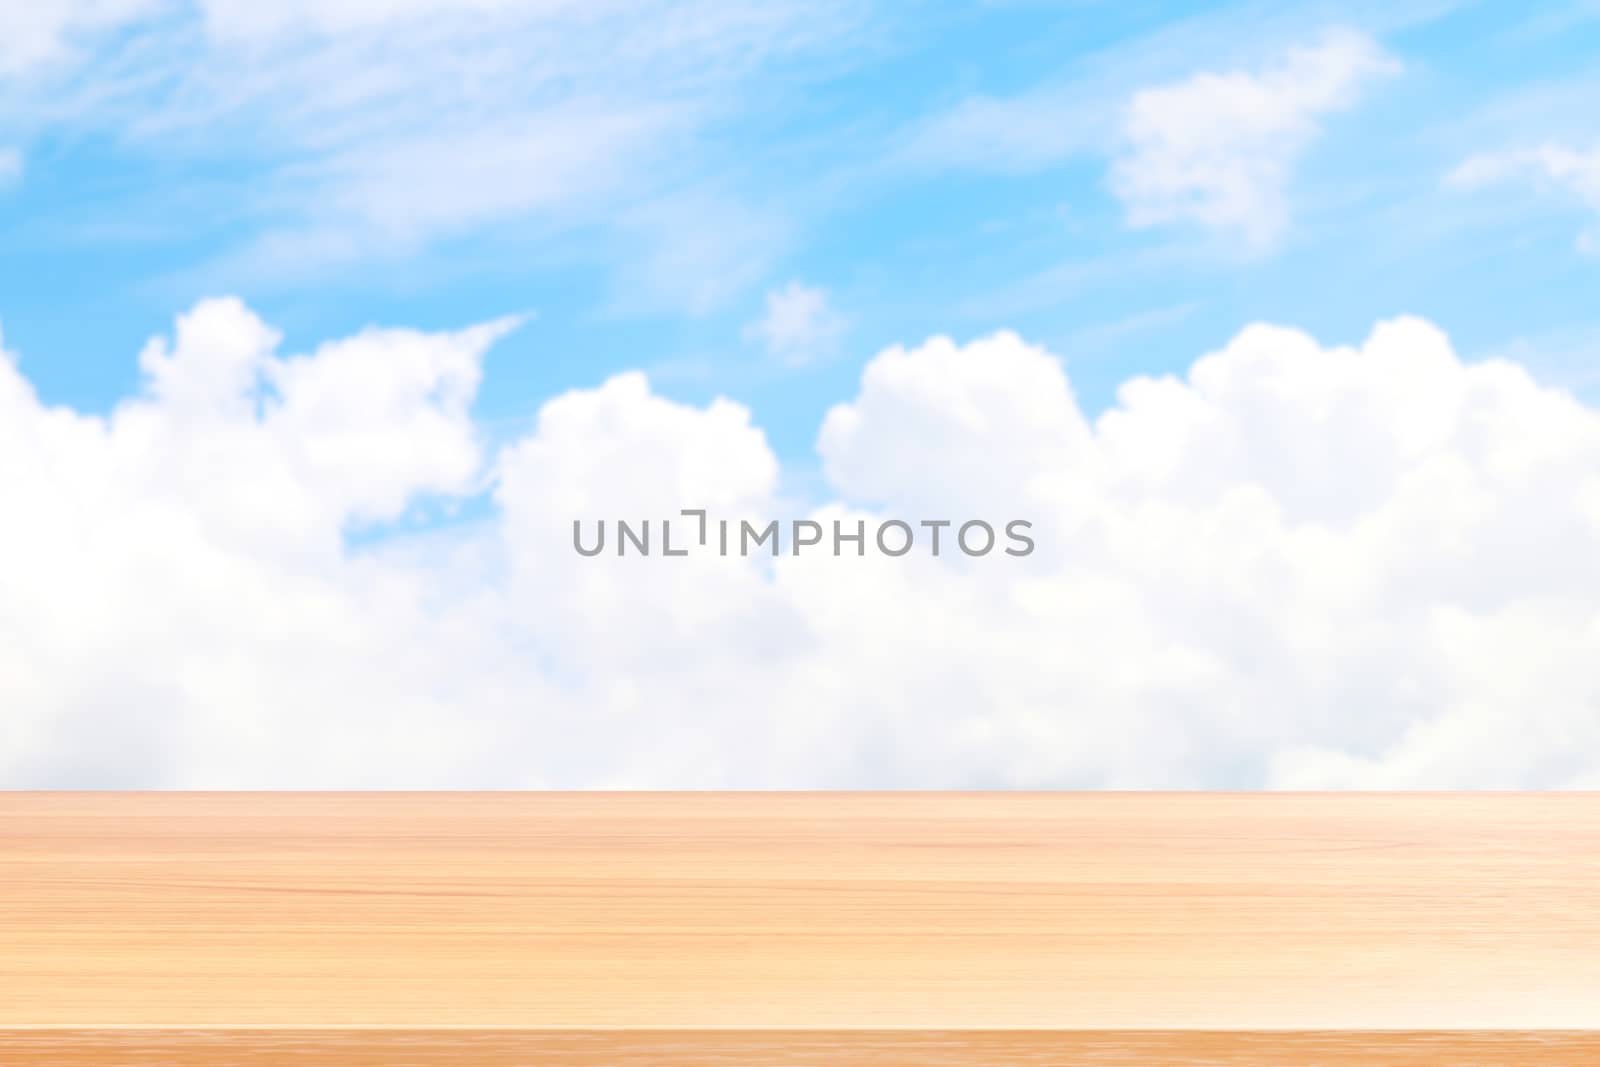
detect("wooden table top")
(2, 792), (1597, 1062)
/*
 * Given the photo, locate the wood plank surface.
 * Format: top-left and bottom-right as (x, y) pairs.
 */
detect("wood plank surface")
(0, 1030), (1598, 1066)
(1, 792), (1597, 1062)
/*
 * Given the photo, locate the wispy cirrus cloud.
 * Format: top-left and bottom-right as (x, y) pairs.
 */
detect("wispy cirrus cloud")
(1447, 143), (1600, 253)
(0, 0), (868, 307)
(0, 0), (163, 78)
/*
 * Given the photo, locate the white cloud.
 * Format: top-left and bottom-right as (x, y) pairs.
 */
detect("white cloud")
(744, 281), (847, 365)
(901, 26), (1398, 252)
(0, 147), (19, 185)
(819, 330), (1089, 516)
(1447, 143), (1600, 253)
(286, 104), (686, 255)
(0, 299), (523, 785)
(3, 300), (1600, 788)
(1109, 28), (1398, 250)
(195, 0), (580, 40)
(0, 0), (159, 77)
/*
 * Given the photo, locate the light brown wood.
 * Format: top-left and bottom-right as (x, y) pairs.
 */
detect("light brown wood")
(1, 793), (1598, 1055)
(0, 1030), (1598, 1066)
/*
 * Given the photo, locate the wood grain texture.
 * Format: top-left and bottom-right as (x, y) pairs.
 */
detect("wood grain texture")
(1, 1031), (1598, 1066)
(1, 793), (1598, 1051)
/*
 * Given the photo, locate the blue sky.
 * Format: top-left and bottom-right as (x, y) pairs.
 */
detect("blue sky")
(3, 0), (1596, 471)
(5, 1), (1600, 788)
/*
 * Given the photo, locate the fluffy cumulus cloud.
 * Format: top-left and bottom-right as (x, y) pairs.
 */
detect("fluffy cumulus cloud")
(3, 301), (1600, 788)
(1448, 144), (1600, 253)
(1110, 28), (1398, 249)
